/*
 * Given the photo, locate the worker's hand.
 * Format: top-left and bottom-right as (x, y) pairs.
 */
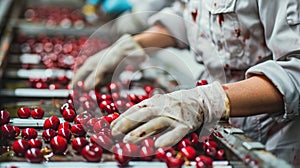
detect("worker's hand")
(71, 34), (146, 90)
(101, 0), (132, 14)
(110, 82), (229, 148)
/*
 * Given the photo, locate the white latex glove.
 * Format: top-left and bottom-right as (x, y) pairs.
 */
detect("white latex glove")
(71, 34), (146, 90)
(111, 82), (230, 148)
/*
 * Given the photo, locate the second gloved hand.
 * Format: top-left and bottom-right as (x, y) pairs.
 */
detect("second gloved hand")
(71, 34), (146, 90)
(101, 0), (132, 14)
(110, 82), (230, 148)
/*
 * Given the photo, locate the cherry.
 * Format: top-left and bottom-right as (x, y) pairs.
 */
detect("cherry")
(107, 82), (119, 93)
(98, 94), (112, 102)
(177, 138), (192, 149)
(34, 82), (48, 89)
(111, 92), (121, 100)
(123, 143), (139, 157)
(189, 133), (199, 146)
(195, 155), (213, 168)
(21, 128), (38, 140)
(13, 126), (20, 137)
(42, 129), (57, 143)
(202, 141), (218, 151)
(0, 110), (10, 125)
(91, 134), (114, 150)
(127, 94), (141, 104)
(104, 113), (119, 123)
(86, 118), (98, 131)
(155, 147), (167, 161)
(49, 84), (60, 90)
(25, 148), (43, 163)
(140, 138), (155, 149)
(17, 107), (31, 119)
(50, 135), (68, 155)
(1, 124), (16, 139)
(93, 117), (109, 133)
(71, 124), (86, 137)
(60, 102), (73, 114)
(139, 146), (154, 161)
(28, 139), (43, 149)
(62, 108), (76, 122)
(97, 128), (112, 138)
(74, 112), (91, 125)
(43, 116), (60, 130)
(58, 122), (71, 130)
(114, 148), (130, 166)
(12, 139), (29, 156)
(71, 137), (88, 153)
(144, 85), (154, 95)
(31, 108), (44, 119)
(57, 128), (72, 142)
(102, 102), (118, 114)
(196, 80), (208, 86)
(205, 146), (217, 158)
(165, 152), (185, 168)
(180, 146), (197, 160)
(216, 149), (225, 160)
(81, 144), (103, 162)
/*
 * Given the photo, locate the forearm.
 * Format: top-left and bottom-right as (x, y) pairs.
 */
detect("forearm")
(224, 75), (284, 117)
(133, 25), (176, 48)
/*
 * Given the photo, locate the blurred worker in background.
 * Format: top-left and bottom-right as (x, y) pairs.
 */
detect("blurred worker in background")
(82, 0), (174, 36)
(74, 0), (300, 166)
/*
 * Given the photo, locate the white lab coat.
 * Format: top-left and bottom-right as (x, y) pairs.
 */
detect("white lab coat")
(149, 0), (300, 165)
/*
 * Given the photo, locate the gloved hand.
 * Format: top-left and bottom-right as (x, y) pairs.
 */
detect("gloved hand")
(101, 0), (132, 14)
(110, 82), (230, 148)
(71, 34), (146, 90)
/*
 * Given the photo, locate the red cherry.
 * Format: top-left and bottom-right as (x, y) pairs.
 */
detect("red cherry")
(57, 128), (72, 142)
(139, 146), (154, 161)
(12, 139), (29, 156)
(81, 144), (103, 162)
(202, 141), (218, 151)
(114, 148), (130, 166)
(216, 149), (225, 160)
(107, 82), (119, 93)
(155, 147), (167, 161)
(97, 128), (112, 138)
(1, 124), (16, 139)
(71, 124), (86, 137)
(165, 152), (185, 168)
(34, 82), (48, 89)
(49, 84), (60, 90)
(43, 116), (60, 130)
(17, 107), (31, 119)
(31, 108), (44, 119)
(104, 113), (119, 124)
(74, 112), (91, 125)
(21, 128), (38, 140)
(62, 108), (76, 122)
(189, 133), (199, 146)
(123, 143), (139, 157)
(91, 134), (114, 150)
(25, 148), (43, 163)
(50, 136), (68, 155)
(144, 85), (154, 95)
(13, 126), (20, 137)
(195, 155), (213, 168)
(60, 102), (73, 114)
(28, 139), (43, 149)
(141, 138), (155, 149)
(0, 110), (10, 125)
(205, 146), (217, 158)
(93, 118), (109, 133)
(111, 92), (121, 100)
(86, 118), (98, 131)
(177, 138), (191, 149)
(42, 129), (57, 143)
(82, 101), (96, 112)
(180, 146), (197, 160)
(98, 94), (112, 102)
(196, 80), (208, 86)
(127, 94), (141, 104)
(71, 137), (88, 153)
(58, 122), (71, 130)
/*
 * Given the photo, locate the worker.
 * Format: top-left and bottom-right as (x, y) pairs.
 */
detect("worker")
(73, 0), (300, 165)
(82, 0), (174, 35)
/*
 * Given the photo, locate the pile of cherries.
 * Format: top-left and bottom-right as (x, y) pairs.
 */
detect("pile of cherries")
(28, 75), (70, 90)
(17, 34), (108, 70)
(0, 80), (226, 167)
(23, 6), (86, 29)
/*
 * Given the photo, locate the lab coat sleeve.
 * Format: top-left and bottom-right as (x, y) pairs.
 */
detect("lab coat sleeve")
(148, 1), (188, 48)
(245, 0), (300, 122)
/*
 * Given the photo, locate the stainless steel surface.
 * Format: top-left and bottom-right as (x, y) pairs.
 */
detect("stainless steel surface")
(0, 88), (70, 97)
